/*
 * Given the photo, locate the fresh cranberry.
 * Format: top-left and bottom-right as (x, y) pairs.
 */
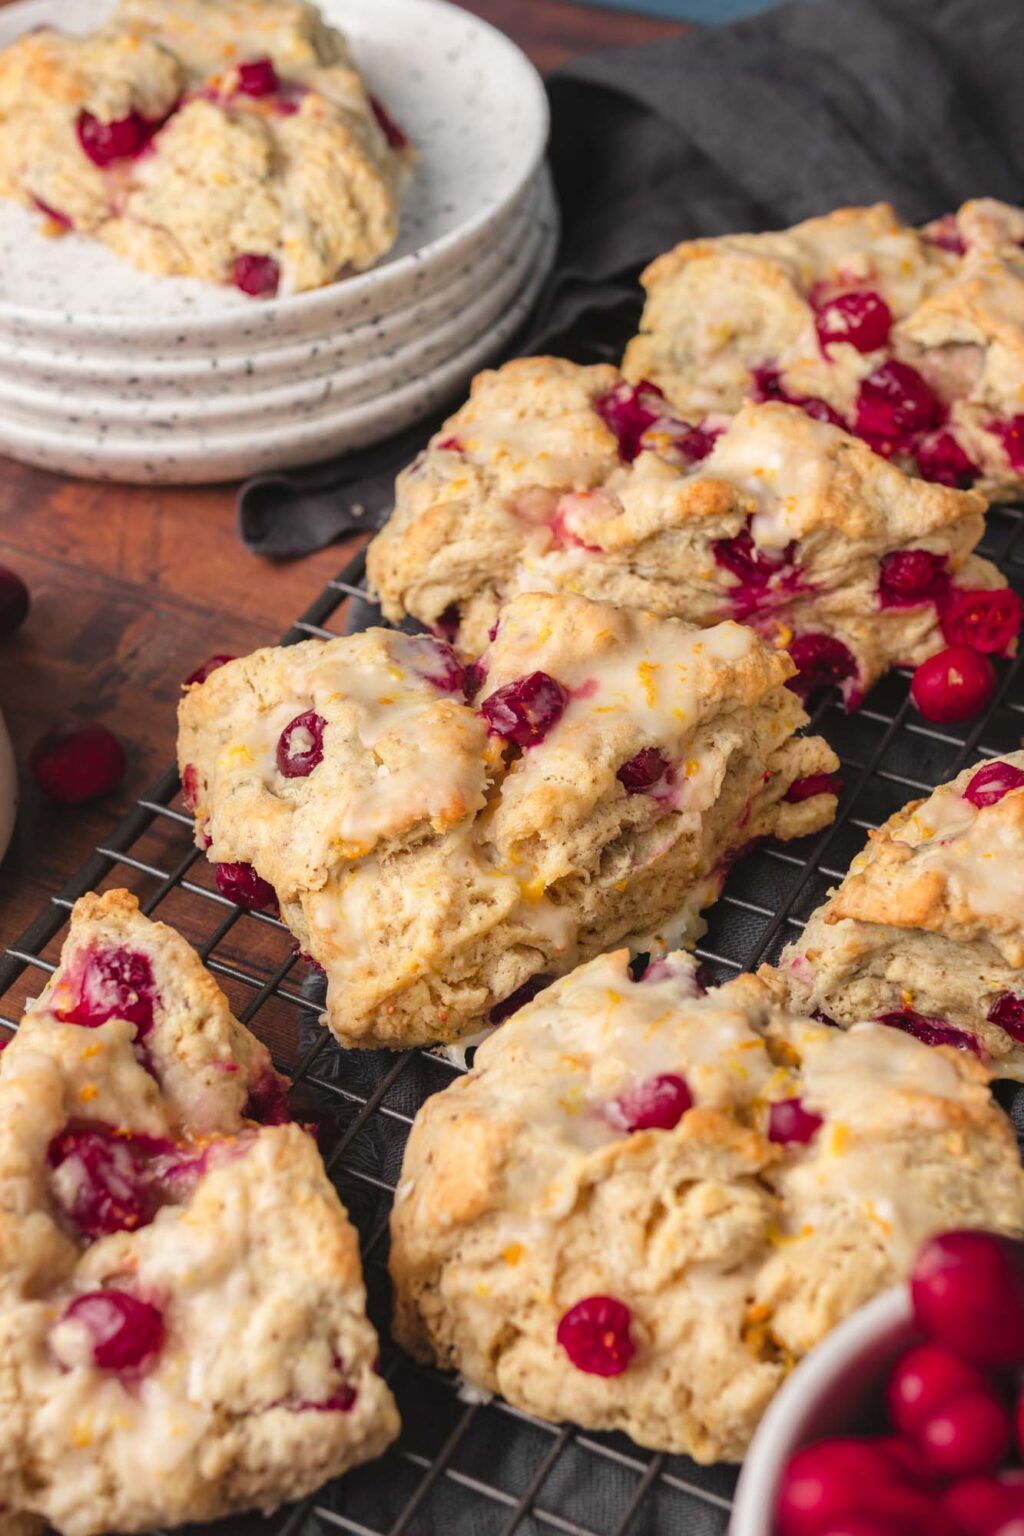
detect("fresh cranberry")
(214, 861), (278, 913)
(181, 763), (200, 813)
(481, 672), (568, 747)
(751, 368), (846, 428)
(605, 1073), (692, 1133)
(76, 109), (153, 166)
(785, 773), (843, 803)
(788, 633), (858, 695)
(713, 527), (791, 588)
(184, 654), (234, 686)
(964, 761), (1024, 808)
(593, 379), (667, 462)
(488, 973), (554, 1024)
(233, 253), (281, 298)
(31, 194), (72, 229)
(815, 290), (893, 353)
(799, 397), (848, 428)
(616, 747), (669, 794)
(767, 1097), (823, 1144)
(855, 361), (942, 451)
(910, 647), (996, 723)
(988, 416), (1024, 474)
(941, 588), (1023, 656)
(243, 1066), (291, 1125)
(944, 1475), (1024, 1536)
(56, 947), (157, 1036)
(911, 1231), (1024, 1366)
(62, 1290), (164, 1373)
(30, 721), (126, 803)
(988, 993), (1024, 1042)
(0, 564), (29, 635)
(276, 711), (325, 778)
(49, 1125), (156, 1239)
(236, 57), (279, 96)
(775, 1438), (909, 1536)
(556, 1296), (635, 1376)
(917, 1388), (1011, 1479)
(877, 1008), (981, 1055)
(878, 550), (948, 606)
(369, 94), (409, 150)
(807, 1512), (923, 1536)
(916, 430), (978, 488)
(887, 1343), (990, 1435)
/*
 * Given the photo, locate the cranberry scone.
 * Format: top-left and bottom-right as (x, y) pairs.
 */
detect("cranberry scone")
(776, 753), (1024, 1081)
(0, 0), (409, 297)
(366, 356), (1016, 706)
(0, 889), (399, 1536)
(390, 948), (1024, 1462)
(177, 592), (839, 1049)
(622, 200), (1024, 501)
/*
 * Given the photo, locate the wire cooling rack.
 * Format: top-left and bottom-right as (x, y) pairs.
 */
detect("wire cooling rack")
(1, 505), (1023, 1536)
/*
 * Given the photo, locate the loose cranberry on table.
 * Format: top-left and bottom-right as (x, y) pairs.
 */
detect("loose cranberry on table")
(30, 721), (126, 803)
(910, 647), (996, 724)
(0, 564), (29, 635)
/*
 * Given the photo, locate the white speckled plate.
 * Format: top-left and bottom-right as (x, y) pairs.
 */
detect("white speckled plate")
(0, 0), (549, 347)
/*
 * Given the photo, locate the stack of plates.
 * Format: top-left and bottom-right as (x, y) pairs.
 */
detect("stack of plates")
(0, 0), (556, 483)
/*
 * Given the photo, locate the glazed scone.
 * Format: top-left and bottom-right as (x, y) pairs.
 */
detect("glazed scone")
(622, 200), (1024, 501)
(0, 0), (409, 296)
(775, 753), (1024, 1081)
(177, 593), (839, 1049)
(366, 357), (1015, 704)
(390, 948), (1024, 1462)
(0, 889), (399, 1535)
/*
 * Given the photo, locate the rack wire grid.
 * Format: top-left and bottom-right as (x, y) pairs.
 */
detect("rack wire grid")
(2, 501), (1024, 1536)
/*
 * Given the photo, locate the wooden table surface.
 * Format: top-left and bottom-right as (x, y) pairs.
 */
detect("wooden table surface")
(0, 0), (684, 945)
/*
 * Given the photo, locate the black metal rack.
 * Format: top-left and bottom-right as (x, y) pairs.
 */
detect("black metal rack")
(2, 502), (1023, 1536)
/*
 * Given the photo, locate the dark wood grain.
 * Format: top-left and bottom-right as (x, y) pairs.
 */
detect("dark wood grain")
(0, 0), (683, 945)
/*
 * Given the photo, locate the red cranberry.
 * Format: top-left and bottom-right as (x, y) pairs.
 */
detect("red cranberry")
(184, 654), (234, 686)
(799, 397), (848, 428)
(593, 379), (667, 462)
(412, 638), (466, 694)
(878, 550), (948, 605)
(768, 1097), (823, 1144)
(941, 589), (1023, 656)
(276, 711), (325, 778)
(233, 253), (280, 298)
(236, 57), (279, 96)
(181, 763), (200, 813)
(776, 1439), (909, 1536)
(62, 1290), (164, 1373)
(436, 438), (463, 455)
(481, 672), (568, 747)
(816, 290), (893, 353)
(488, 973), (553, 1024)
(911, 1231), (1024, 1367)
(809, 1513), (923, 1536)
(616, 747), (669, 794)
(57, 947), (157, 1036)
(988, 993), (1024, 1042)
(917, 1387), (1011, 1479)
(917, 430), (978, 488)
(877, 1008), (981, 1055)
(30, 721), (126, 803)
(785, 773), (843, 802)
(926, 215), (967, 256)
(31, 194), (72, 229)
(855, 361), (942, 451)
(76, 109), (152, 166)
(49, 1125), (156, 1239)
(243, 1066), (291, 1125)
(887, 1343), (989, 1435)
(605, 1073), (692, 1133)
(988, 416), (1024, 474)
(910, 647), (996, 723)
(713, 527), (791, 587)
(214, 861), (278, 913)
(788, 633), (858, 695)
(556, 1296), (635, 1376)
(943, 1475), (1024, 1536)
(964, 761), (1024, 808)
(751, 368), (846, 428)
(369, 94), (409, 150)
(0, 564), (29, 635)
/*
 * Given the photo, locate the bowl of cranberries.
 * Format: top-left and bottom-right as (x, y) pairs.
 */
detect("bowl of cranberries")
(731, 1230), (1024, 1536)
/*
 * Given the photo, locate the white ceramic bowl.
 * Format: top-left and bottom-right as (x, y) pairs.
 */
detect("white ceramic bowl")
(731, 1288), (915, 1536)
(0, 708), (16, 863)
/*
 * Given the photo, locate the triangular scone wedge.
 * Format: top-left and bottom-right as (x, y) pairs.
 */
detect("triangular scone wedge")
(178, 592), (839, 1049)
(775, 752), (1024, 1078)
(365, 357), (1012, 702)
(390, 949), (1024, 1463)
(0, 890), (399, 1536)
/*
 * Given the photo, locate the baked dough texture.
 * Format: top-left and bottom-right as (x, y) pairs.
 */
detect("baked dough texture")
(366, 356), (1008, 703)
(775, 751), (1024, 1080)
(390, 947), (1024, 1462)
(623, 199), (1024, 501)
(0, 889), (398, 1535)
(177, 593), (839, 1049)
(0, 0), (408, 295)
